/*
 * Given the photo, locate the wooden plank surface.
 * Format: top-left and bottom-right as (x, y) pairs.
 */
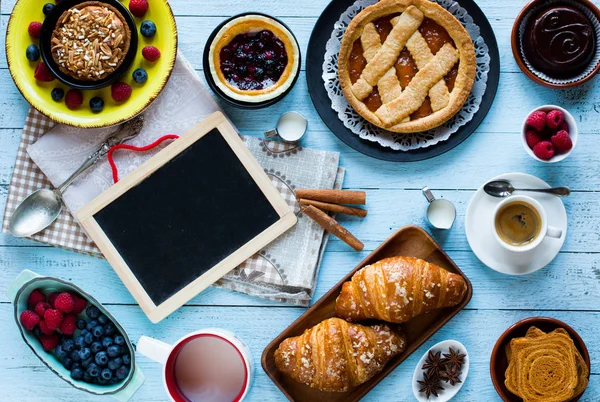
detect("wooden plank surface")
(1, 0), (599, 401)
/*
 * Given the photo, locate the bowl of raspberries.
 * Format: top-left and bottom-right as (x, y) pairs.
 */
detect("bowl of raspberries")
(6, 270), (144, 399)
(522, 105), (578, 163)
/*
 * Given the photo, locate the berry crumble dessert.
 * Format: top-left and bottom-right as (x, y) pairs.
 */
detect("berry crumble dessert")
(208, 15), (300, 103)
(51, 1), (131, 81)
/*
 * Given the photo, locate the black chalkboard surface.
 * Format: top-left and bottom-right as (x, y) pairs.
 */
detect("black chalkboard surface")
(78, 112), (296, 322)
(94, 128), (279, 305)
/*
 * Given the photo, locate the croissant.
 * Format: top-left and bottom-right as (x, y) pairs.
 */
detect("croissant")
(335, 256), (467, 323)
(274, 317), (406, 392)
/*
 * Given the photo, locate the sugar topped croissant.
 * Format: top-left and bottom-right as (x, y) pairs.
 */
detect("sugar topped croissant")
(335, 256), (467, 323)
(274, 317), (406, 392)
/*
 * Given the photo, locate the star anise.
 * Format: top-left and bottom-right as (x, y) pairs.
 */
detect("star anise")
(440, 364), (463, 386)
(441, 347), (466, 370)
(418, 370), (445, 398)
(422, 350), (445, 376)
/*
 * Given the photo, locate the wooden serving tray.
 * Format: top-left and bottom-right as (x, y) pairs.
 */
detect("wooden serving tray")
(261, 225), (473, 401)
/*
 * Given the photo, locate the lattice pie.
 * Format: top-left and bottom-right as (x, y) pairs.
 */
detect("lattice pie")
(338, 0), (476, 133)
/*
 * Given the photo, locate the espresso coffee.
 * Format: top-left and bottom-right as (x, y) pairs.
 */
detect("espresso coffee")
(495, 201), (542, 246)
(174, 336), (246, 402)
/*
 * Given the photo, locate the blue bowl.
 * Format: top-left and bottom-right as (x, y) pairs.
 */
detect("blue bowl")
(6, 270), (144, 401)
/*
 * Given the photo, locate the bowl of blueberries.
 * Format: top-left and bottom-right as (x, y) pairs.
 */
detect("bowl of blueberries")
(6, 270), (144, 400)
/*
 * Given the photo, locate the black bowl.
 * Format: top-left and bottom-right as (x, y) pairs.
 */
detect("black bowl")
(40, 0), (138, 90)
(203, 13), (301, 109)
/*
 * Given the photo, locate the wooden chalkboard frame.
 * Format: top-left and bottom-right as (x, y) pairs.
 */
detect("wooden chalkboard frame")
(77, 112), (297, 323)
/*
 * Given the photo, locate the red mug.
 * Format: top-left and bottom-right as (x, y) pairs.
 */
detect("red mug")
(138, 329), (253, 401)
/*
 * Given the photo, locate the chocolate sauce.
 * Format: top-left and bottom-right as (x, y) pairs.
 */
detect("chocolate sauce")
(523, 6), (596, 78)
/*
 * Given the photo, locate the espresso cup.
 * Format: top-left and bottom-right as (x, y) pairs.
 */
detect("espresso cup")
(137, 329), (253, 402)
(492, 195), (562, 252)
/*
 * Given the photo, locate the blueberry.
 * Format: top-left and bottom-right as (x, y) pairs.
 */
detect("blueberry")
(86, 305), (100, 319)
(79, 347), (91, 360)
(55, 344), (67, 360)
(95, 351), (108, 366)
(101, 368), (113, 380)
(86, 320), (98, 331)
(132, 68), (148, 84)
(108, 357), (122, 370)
(83, 372), (93, 383)
(87, 363), (100, 377)
(254, 67), (264, 79)
(92, 325), (104, 338)
(42, 3), (54, 15)
(70, 350), (81, 362)
(81, 356), (93, 369)
(33, 326), (42, 338)
(113, 335), (125, 346)
(26, 44), (40, 62)
(61, 338), (74, 352)
(89, 97), (104, 114)
(91, 341), (103, 354)
(98, 314), (108, 325)
(115, 365), (129, 380)
(104, 323), (115, 336)
(121, 354), (130, 366)
(102, 337), (113, 348)
(76, 319), (86, 330)
(81, 329), (90, 337)
(140, 20), (156, 37)
(84, 332), (94, 345)
(72, 362), (81, 370)
(107, 345), (121, 358)
(70, 367), (83, 380)
(97, 376), (107, 385)
(62, 357), (73, 370)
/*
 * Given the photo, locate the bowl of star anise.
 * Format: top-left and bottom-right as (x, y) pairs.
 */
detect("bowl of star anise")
(412, 340), (469, 402)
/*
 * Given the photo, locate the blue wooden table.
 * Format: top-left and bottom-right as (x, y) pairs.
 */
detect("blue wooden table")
(1, 0), (599, 400)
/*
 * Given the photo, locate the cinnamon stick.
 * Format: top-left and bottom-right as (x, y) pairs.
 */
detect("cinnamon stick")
(299, 199), (368, 218)
(301, 205), (364, 251)
(295, 189), (366, 205)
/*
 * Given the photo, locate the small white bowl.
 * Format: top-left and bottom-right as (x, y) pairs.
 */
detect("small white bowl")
(412, 340), (469, 402)
(521, 105), (578, 163)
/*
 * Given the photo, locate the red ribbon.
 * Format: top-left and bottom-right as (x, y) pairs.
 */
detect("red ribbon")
(107, 134), (180, 183)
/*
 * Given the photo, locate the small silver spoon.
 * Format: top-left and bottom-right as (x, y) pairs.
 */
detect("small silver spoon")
(484, 179), (570, 198)
(8, 116), (144, 237)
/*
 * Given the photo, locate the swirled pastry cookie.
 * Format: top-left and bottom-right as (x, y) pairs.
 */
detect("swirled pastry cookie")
(338, 0), (476, 133)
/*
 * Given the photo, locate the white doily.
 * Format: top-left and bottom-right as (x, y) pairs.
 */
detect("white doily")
(323, 0), (491, 151)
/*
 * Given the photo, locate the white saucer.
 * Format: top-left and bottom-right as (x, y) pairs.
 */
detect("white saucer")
(465, 172), (567, 275)
(412, 340), (469, 402)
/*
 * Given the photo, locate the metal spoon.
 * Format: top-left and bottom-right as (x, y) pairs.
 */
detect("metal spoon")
(8, 116), (145, 237)
(484, 179), (570, 198)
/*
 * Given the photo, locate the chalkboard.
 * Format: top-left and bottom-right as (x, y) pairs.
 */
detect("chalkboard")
(78, 113), (296, 322)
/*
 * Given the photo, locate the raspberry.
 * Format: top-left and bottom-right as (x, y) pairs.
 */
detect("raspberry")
(142, 46), (161, 62)
(20, 310), (41, 331)
(65, 89), (83, 110)
(111, 82), (132, 102)
(48, 292), (60, 307)
(551, 130), (573, 153)
(129, 0), (148, 17)
(54, 292), (74, 313)
(40, 333), (59, 352)
(533, 141), (555, 160)
(34, 301), (52, 318)
(546, 109), (564, 130)
(71, 293), (87, 314)
(59, 314), (77, 335)
(559, 121), (569, 134)
(34, 62), (55, 82)
(525, 129), (542, 150)
(526, 110), (546, 132)
(28, 289), (46, 309)
(28, 22), (43, 39)
(38, 320), (55, 335)
(44, 309), (63, 331)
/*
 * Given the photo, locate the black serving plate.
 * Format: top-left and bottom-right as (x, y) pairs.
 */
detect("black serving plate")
(203, 13), (302, 109)
(40, 0), (138, 90)
(306, 0), (500, 162)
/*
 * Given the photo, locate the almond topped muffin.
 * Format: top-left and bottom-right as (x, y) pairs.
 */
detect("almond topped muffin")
(51, 1), (131, 81)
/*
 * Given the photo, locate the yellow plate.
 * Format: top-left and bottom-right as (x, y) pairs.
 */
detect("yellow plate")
(6, 0), (178, 128)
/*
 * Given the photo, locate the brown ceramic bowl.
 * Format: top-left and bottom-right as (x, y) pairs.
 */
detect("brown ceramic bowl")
(511, 0), (600, 88)
(490, 317), (591, 402)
